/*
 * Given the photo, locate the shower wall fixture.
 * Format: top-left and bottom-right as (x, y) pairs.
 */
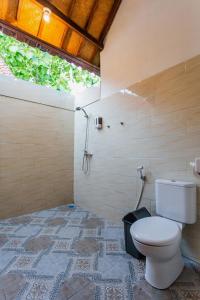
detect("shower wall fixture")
(76, 107), (92, 174)
(95, 117), (103, 129)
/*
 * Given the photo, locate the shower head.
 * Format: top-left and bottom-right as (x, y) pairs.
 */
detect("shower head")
(76, 107), (89, 118)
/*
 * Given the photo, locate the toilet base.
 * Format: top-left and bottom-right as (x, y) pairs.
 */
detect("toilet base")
(145, 250), (184, 289)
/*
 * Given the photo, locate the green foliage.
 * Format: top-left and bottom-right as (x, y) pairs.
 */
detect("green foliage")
(0, 32), (100, 93)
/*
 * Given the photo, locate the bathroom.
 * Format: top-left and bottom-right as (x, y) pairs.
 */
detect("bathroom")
(0, 0), (200, 299)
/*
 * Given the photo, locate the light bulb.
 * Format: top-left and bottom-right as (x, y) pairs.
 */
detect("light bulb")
(43, 7), (51, 23)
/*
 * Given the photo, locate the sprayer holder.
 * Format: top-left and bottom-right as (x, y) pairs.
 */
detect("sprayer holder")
(84, 150), (93, 157)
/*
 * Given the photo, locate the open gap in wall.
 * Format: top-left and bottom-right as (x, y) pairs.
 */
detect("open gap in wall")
(0, 31), (100, 95)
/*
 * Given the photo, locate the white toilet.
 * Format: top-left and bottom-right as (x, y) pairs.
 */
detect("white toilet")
(130, 179), (197, 289)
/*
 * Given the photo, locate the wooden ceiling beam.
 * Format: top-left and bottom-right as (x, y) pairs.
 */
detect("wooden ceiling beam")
(89, 0), (122, 66)
(0, 19), (100, 75)
(60, 0), (76, 53)
(99, 0), (122, 45)
(85, 0), (99, 31)
(67, 0), (76, 16)
(15, 0), (20, 22)
(77, 0), (99, 57)
(35, 0), (104, 50)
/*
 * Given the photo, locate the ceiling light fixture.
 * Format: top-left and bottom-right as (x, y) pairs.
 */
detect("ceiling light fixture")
(43, 7), (51, 23)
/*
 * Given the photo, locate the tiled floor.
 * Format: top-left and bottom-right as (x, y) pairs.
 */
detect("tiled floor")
(0, 205), (199, 300)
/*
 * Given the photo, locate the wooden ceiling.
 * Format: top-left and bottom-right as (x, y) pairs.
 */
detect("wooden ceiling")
(0, 0), (122, 75)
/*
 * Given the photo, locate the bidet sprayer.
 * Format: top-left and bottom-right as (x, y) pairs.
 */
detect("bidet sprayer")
(137, 166), (146, 181)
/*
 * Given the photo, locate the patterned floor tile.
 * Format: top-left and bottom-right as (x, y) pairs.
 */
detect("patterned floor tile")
(68, 219), (82, 226)
(72, 238), (100, 255)
(5, 238), (25, 250)
(0, 205), (199, 300)
(74, 258), (92, 272)
(101, 227), (124, 240)
(40, 227), (59, 235)
(24, 236), (53, 253)
(98, 255), (130, 280)
(56, 205), (72, 212)
(30, 218), (46, 225)
(106, 241), (120, 252)
(0, 226), (17, 234)
(83, 228), (98, 237)
(56, 276), (96, 300)
(70, 212), (88, 219)
(58, 226), (80, 238)
(45, 218), (67, 227)
(25, 280), (53, 300)
(105, 286), (124, 300)
(82, 218), (104, 229)
(0, 273), (27, 300)
(132, 279), (173, 300)
(173, 289), (200, 300)
(0, 234), (8, 247)
(9, 216), (33, 225)
(35, 211), (56, 218)
(35, 253), (71, 276)
(54, 211), (69, 218)
(16, 225), (41, 236)
(53, 240), (71, 252)
(0, 251), (17, 272)
(12, 256), (35, 269)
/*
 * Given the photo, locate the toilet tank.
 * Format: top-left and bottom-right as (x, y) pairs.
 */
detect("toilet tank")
(155, 179), (196, 224)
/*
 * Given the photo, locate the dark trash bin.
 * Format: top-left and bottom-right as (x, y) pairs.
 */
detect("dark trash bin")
(122, 207), (151, 259)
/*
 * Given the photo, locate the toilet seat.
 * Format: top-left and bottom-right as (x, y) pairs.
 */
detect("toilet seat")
(130, 216), (181, 247)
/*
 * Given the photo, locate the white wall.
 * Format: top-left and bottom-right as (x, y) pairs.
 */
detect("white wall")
(101, 0), (200, 97)
(74, 0), (200, 263)
(74, 56), (200, 263)
(75, 86), (100, 108)
(0, 75), (74, 109)
(0, 75), (74, 218)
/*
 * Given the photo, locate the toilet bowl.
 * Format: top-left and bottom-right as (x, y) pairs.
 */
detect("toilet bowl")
(130, 216), (184, 289)
(130, 179), (196, 289)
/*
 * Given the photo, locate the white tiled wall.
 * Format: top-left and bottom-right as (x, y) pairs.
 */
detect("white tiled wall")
(0, 77), (74, 218)
(74, 55), (200, 263)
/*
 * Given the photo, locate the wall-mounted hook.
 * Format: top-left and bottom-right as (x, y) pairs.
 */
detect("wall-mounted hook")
(120, 122), (124, 126)
(107, 125), (110, 128)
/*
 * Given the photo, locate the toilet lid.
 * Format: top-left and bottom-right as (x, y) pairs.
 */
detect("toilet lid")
(130, 216), (181, 246)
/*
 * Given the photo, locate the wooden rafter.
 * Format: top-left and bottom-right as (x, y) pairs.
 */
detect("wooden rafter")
(35, 0), (104, 50)
(61, 0), (77, 53)
(0, 0), (122, 72)
(77, 0), (99, 57)
(99, 0), (122, 44)
(67, 0), (76, 16)
(0, 19), (100, 75)
(88, 0), (122, 65)
(85, 0), (99, 31)
(15, 0), (20, 21)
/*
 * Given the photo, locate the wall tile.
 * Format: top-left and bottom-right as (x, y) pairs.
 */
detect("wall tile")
(0, 97), (74, 219)
(74, 55), (200, 263)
